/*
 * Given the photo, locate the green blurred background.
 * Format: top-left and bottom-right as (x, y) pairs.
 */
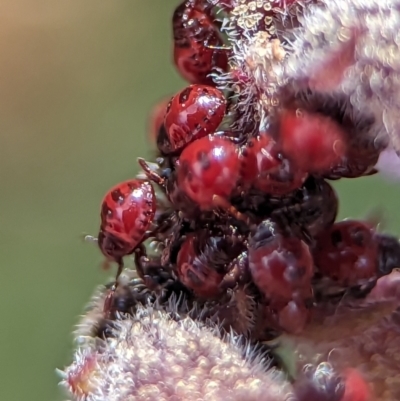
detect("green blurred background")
(1, 2), (400, 400)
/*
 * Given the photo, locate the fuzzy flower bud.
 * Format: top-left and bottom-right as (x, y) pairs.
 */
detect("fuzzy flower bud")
(277, 272), (400, 401)
(60, 304), (293, 401)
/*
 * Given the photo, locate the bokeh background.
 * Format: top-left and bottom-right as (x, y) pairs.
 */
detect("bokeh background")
(1, 1), (400, 400)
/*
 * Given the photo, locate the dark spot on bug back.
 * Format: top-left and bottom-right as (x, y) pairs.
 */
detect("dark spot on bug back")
(197, 150), (211, 170)
(111, 189), (124, 204)
(127, 182), (139, 192)
(145, 199), (153, 208)
(179, 87), (192, 104)
(350, 226), (367, 247)
(102, 203), (113, 218)
(331, 230), (342, 247)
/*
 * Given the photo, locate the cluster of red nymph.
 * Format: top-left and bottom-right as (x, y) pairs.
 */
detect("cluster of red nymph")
(83, 1), (400, 399)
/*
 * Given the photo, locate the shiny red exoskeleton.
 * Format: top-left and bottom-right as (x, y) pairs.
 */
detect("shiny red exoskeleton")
(164, 171), (202, 217)
(176, 232), (225, 298)
(248, 219), (314, 333)
(240, 130), (308, 195)
(172, 0), (229, 85)
(173, 227), (247, 298)
(147, 96), (171, 145)
(312, 220), (378, 286)
(177, 134), (240, 209)
(137, 158), (202, 218)
(160, 84), (226, 155)
(248, 220), (314, 302)
(98, 179), (156, 279)
(279, 109), (347, 174)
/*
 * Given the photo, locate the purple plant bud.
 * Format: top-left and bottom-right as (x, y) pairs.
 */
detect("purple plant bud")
(283, 0), (400, 153)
